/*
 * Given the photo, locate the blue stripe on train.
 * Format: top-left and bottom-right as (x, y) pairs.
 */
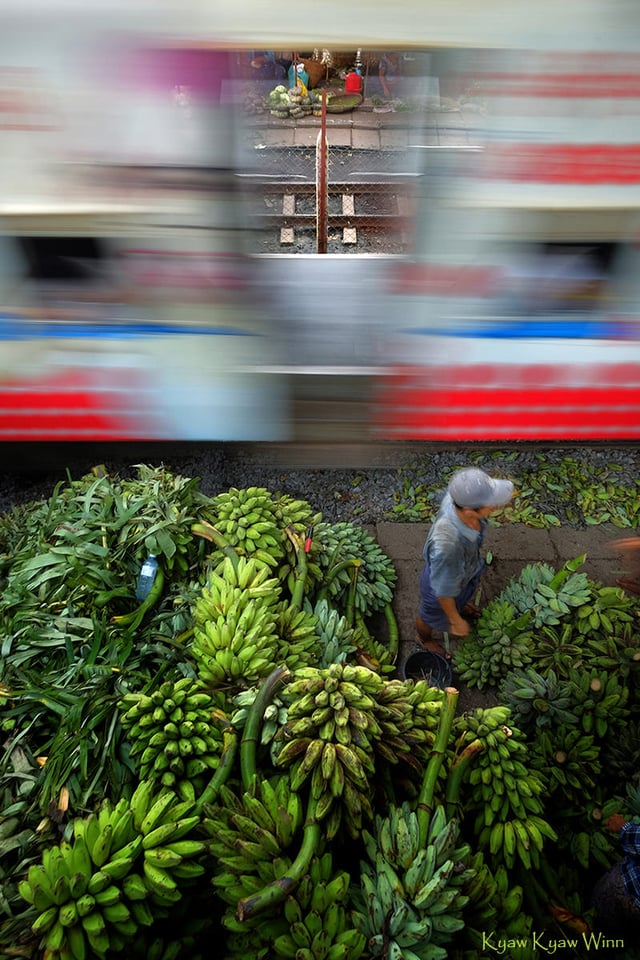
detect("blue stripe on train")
(0, 315), (257, 340)
(401, 320), (616, 339)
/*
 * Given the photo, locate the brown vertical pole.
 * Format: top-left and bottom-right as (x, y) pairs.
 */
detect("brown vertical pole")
(316, 89), (328, 254)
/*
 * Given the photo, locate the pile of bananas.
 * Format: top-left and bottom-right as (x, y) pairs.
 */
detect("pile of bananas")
(501, 559), (592, 628)
(572, 583), (636, 637)
(118, 679), (224, 800)
(199, 487), (322, 594)
(459, 707), (557, 871)
(462, 854), (532, 956)
(353, 802), (473, 960)
(191, 556), (281, 686)
(498, 667), (578, 732)
(230, 686), (288, 755)
(567, 668), (629, 738)
(18, 782), (205, 959)
(568, 826), (617, 873)
(453, 599), (534, 688)
(310, 598), (357, 668)
(204, 775), (303, 912)
(270, 852), (366, 960)
(199, 486), (286, 566)
(274, 664), (380, 839)
(274, 664), (442, 838)
(276, 601), (322, 670)
(313, 521), (397, 618)
(523, 623), (586, 679)
(601, 716), (640, 786)
(528, 727), (601, 805)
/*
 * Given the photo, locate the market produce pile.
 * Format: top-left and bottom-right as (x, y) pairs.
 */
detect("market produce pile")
(265, 84), (327, 119)
(1, 463), (640, 960)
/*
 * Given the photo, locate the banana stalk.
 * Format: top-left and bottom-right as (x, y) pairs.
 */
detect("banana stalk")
(195, 727), (238, 814)
(444, 738), (484, 820)
(317, 558), (362, 604)
(345, 563), (360, 627)
(416, 686), (458, 847)
(287, 527), (309, 612)
(382, 602), (399, 659)
(111, 566), (165, 631)
(236, 793), (322, 922)
(240, 666), (290, 790)
(191, 520), (240, 571)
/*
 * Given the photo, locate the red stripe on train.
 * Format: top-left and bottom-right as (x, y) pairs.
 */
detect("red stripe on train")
(0, 370), (157, 440)
(374, 365), (640, 439)
(474, 74), (640, 98)
(483, 144), (640, 185)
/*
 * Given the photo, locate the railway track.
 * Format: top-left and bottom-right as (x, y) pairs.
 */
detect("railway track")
(244, 177), (415, 247)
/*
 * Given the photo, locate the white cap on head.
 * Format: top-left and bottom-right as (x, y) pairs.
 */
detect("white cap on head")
(448, 468), (514, 509)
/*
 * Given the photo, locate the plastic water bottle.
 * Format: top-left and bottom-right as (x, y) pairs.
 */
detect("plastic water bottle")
(136, 555), (159, 601)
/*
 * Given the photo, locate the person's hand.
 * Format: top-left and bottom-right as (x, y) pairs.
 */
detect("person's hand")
(610, 537), (640, 553)
(604, 813), (627, 833)
(448, 615), (470, 637)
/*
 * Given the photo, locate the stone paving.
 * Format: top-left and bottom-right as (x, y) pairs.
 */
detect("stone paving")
(243, 98), (480, 152)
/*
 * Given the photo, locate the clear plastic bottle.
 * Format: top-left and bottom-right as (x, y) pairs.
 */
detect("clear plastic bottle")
(136, 554), (159, 601)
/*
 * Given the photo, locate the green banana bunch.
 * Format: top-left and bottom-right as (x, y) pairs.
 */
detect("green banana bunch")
(351, 620), (397, 676)
(20, 798), (141, 960)
(269, 852), (366, 960)
(370, 678), (443, 782)
(309, 598), (357, 669)
(528, 727), (601, 805)
(573, 583), (636, 637)
(204, 775), (303, 907)
(18, 784), (203, 959)
(498, 667), (579, 733)
(601, 717), (640, 788)
(313, 521), (397, 617)
(200, 485), (285, 563)
(501, 557), (592, 627)
(453, 599), (534, 689)
(229, 686), (288, 760)
(191, 556), (282, 687)
(566, 827), (618, 872)
(272, 493), (321, 575)
(527, 622), (589, 679)
(353, 802), (473, 960)
(462, 853), (533, 951)
(119, 678), (225, 798)
(276, 601), (322, 670)
(459, 707), (556, 871)
(530, 572), (592, 626)
(567, 668), (629, 739)
(275, 663), (389, 838)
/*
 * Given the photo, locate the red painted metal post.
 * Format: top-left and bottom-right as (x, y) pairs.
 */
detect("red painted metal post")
(316, 90), (328, 254)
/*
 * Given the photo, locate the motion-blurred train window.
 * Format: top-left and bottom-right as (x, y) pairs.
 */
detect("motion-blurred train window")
(501, 242), (617, 315)
(18, 237), (105, 282)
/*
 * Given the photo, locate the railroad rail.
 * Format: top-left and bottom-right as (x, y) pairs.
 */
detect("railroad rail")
(244, 177), (416, 245)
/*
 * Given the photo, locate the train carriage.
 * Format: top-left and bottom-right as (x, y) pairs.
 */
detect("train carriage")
(1, 0), (640, 444)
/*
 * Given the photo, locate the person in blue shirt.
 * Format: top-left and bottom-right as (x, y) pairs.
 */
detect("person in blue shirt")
(416, 467), (514, 657)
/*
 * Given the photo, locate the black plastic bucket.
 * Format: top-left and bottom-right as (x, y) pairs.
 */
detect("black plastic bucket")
(401, 650), (452, 690)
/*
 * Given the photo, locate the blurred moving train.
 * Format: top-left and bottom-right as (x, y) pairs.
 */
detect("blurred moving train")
(1, 0), (640, 444)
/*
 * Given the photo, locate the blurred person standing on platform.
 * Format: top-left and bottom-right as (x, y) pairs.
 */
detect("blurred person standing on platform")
(378, 52), (401, 99)
(416, 467), (514, 657)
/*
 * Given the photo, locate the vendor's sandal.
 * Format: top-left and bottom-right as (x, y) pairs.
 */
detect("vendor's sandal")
(616, 577), (640, 596)
(418, 639), (452, 661)
(462, 602), (482, 620)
